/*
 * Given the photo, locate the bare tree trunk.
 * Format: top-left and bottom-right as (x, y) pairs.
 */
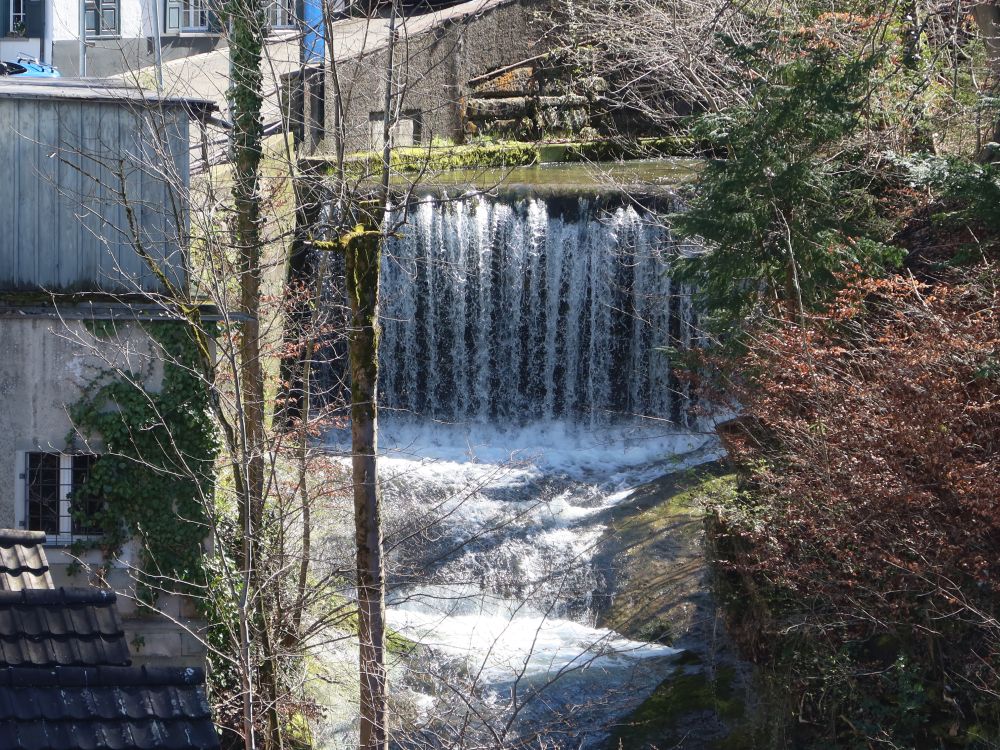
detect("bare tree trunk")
(973, 1), (1000, 153)
(344, 208), (387, 750)
(229, 0), (281, 744)
(974, 2), (1000, 69)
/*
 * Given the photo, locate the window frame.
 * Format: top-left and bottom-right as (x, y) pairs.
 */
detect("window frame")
(17, 451), (102, 546)
(9, 0), (26, 35)
(84, 0), (119, 38)
(181, 0), (210, 32)
(269, 0), (295, 30)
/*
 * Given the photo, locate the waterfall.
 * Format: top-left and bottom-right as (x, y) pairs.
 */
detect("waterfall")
(314, 188), (718, 749)
(377, 193), (696, 426)
(317, 192), (698, 427)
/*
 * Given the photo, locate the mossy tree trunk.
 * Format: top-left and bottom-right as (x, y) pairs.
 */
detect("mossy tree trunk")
(344, 213), (387, 750)
(227, 0), (281, 745)
(347, 4), (397, 748)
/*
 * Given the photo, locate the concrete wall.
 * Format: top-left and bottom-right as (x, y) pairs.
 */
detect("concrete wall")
(322, 0), (546, 153)
(52, 35), (226, 78)
(0, 312), (206, 668)
(0, 316), (160, 526)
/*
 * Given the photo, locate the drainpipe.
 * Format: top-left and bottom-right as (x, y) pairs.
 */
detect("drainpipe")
(149, 0), (162, 87)
(78, 0), (86, 76)
(43, 0), (52, 62)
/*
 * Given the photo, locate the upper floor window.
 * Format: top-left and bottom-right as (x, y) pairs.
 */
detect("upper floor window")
(85, 0), (118, 37)
(182, 0), (210, 31)
(9, 0), (26, 35)
(24, 452), (103, 545)
(269, 0), (295, 29)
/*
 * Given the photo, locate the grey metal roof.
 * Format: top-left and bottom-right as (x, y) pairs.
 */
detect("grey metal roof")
(0, 77), (216, 118)
(0, 531), (53, 592)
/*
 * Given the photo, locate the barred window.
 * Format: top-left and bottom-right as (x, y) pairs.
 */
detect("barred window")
(24, 453), (102, 544)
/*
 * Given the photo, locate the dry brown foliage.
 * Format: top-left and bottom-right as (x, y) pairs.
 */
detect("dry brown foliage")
(716, 259), (999, 730)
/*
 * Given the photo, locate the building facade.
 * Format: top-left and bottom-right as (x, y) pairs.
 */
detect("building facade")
(0, 78), (217, 667)
(0, 0), (297, 77)
(292, 0), (551, 156)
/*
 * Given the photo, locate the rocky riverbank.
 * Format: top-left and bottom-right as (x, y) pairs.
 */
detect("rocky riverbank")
(594, 462), (756, 749)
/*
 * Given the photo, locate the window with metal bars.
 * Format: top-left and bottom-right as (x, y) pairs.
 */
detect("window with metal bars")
(24, 453), (102, 544)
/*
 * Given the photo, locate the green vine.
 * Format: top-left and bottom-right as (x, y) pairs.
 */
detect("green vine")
(70, 321), (218, 601)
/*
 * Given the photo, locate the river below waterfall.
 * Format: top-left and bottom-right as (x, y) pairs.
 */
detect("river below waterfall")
(315, 420), (723, 749)
(312, 163), (717, 747)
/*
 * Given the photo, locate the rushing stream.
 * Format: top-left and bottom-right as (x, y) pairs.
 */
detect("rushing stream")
(316, 168), (715, 748)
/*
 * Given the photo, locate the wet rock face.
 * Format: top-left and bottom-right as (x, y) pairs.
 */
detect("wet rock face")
(463, 60), (608, 140)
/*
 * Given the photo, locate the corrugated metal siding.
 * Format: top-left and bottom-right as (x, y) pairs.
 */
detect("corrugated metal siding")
(0, 97), (189, 294)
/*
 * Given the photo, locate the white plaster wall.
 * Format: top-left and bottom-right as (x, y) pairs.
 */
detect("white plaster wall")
(0, 38), (42, 59)
(51, 0), (80, 42)
(50, 0), (157, 42)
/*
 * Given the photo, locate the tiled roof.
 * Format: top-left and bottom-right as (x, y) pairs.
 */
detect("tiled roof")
(0, 665), (221, 750)
(0, 530), (53, 591)
(0, 588), (131, 667)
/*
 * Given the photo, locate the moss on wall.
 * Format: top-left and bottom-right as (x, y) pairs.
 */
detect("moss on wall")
(608, 667), (747, 750)
(319, 136), (697, 181)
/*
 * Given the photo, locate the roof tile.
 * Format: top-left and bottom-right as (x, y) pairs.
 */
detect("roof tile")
(0, 531), (53, 591)
(0, 668), (219, 750)
(0, 533), (220, 749)
(0, 589), (129, 668)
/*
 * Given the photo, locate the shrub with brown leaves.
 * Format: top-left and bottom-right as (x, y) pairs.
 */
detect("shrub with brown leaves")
(715, 265), (1000, 743)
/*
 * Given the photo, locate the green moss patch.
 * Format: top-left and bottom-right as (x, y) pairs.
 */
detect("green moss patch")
(600, 464), (737, 640)
(311, 136), (697, 180)
(336, 141), (538, 177)
(608, 667), (744, 749)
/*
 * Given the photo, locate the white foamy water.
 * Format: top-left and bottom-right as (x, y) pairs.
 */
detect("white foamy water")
(313, 192), (718, 747)
(315, 418), (722, 748)
(377, 417), (722, 480)
(388, 584), (678, 683)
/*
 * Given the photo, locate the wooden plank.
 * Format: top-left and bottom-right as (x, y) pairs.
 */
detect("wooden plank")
(164, 108), (189, 292)
(96, 101), (121, 291)
(15, 100), (39, 289)
(78, 102), (102, 289)
(34, 99), (59, 290)
(0, 101), (17, 288)
(56, 101), (83, 291)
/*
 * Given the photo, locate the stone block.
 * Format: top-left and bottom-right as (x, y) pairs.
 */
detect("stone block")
(537, 76), (570, 96)
(476, 117), (537, 140)
(465, 97), (531, 120)
(537, 106), (590, 134)
(580, 76), (608, 96)
(538, 94), (589, 110)
(472, 66), (537, 98)
(123, 615), (208, 669)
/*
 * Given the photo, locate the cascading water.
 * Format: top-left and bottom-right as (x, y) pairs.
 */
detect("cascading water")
(316, 179), (721, 750)
(378, 194), (700, 427)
